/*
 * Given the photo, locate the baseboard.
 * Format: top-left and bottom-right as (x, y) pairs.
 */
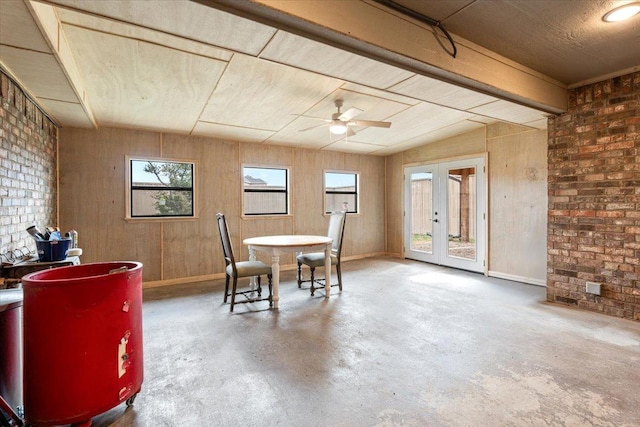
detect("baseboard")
(488, 270), (547, 287)
(342, 252), (389, 261)
(143, 273), (223, 289)
(142, 252), (389, 289)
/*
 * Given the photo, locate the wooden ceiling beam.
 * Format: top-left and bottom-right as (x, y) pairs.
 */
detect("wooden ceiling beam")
(197, 0), (567, 114)
(27, 0), (97, 127)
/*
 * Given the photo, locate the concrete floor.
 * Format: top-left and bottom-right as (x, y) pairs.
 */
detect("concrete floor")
(89, 257), (640, 427)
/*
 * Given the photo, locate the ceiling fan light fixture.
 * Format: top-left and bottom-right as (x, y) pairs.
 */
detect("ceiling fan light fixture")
(603, 2), (640, 22)
(329, 122), (348, 135)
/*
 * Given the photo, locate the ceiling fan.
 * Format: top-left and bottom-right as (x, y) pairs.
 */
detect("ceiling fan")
(299, 99), (392, 137)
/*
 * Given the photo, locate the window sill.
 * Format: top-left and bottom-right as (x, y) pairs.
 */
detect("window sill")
(124, 216), (198, 223)
(241, 214), (293, 220)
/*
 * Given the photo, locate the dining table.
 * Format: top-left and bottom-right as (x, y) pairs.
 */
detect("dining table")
(242, 235), (333, 309)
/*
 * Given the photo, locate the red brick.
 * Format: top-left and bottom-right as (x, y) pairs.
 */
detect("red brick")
(548, 70), (640, 321)
(0, 70), (58, 257)
(572, 210), (596, 217)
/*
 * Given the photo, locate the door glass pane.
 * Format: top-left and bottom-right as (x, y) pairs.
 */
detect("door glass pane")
(447, 167), (476, 260)
(410, 172), (433, 254)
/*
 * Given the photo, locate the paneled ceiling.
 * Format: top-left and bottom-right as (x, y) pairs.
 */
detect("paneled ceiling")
(0, 0), (638, 155)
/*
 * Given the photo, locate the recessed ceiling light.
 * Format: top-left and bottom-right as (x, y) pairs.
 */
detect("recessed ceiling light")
(603, 2), (640, 22)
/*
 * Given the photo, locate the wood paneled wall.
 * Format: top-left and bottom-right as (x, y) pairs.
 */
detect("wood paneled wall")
(385, 153), (404, 256)
(58, 127), (385, 285)
(487, 124), (548, 285)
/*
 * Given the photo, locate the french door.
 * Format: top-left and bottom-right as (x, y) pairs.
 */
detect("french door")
(404, 157), (486, 273)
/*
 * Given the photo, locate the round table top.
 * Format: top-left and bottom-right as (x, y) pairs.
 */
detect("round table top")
(243, 235), (332, 247)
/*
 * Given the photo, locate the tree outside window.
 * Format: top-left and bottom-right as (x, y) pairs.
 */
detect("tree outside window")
(128, 158), (195, 218)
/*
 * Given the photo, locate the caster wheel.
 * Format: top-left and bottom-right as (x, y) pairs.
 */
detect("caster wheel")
(126, 393), (138, 408)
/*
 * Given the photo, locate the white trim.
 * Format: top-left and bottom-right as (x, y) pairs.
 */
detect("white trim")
(488, 271), (547, 287)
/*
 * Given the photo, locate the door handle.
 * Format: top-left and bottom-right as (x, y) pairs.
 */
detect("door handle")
(433, 219), (439, 223)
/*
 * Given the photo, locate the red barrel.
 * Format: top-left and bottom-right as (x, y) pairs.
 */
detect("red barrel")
(21, 262), (143, 426)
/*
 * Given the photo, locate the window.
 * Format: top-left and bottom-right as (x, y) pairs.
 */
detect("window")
(127, 157), (196, 219)
(325, 171), (358, 213)
(243, 166), (289, 215)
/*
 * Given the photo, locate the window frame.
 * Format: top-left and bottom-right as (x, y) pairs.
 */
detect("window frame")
(242, 165), (290, 216)
(125, 156), (198, 221)
(324, 170), (359, 214)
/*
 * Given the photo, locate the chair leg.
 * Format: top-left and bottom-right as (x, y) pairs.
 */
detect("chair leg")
(267, 273), (273, 307)
(257, 275), (262, 296)
(297, 261), (302, 288)
(336, 262), (343, 291)
(230, 276), (238, 312)
(223, 274), (230, 303)
(309, 267), (316, 296)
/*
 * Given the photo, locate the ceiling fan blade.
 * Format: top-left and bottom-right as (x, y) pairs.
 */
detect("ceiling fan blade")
(298, 123), (328, 132)
(346, 126), (356, 137)
(338, 107), (363, 121)
(349, 119), (392, 128)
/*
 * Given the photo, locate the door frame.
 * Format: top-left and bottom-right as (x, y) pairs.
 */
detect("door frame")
(403, 156), (487, 274)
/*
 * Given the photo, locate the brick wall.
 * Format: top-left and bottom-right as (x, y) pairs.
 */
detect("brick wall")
(548, 71), (640, 321)
(0, 70), (58, 261)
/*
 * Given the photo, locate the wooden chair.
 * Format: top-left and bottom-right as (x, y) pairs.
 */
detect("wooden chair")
(296, 211), (346, 296)
(216, 213), (272, 312)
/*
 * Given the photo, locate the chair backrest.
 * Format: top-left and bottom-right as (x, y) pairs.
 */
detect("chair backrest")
(216, 213), (236, 272)
(327, 211), (346, 257)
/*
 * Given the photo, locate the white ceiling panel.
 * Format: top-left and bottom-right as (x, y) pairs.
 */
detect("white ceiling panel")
(39, 98), (93, 128)
(302, 88), (410, 123)
(468, 100), (548, 125)
(3, 0), (587, 156)
(266, 138), (332, 151)
(192, 122), (274, 143)
(350, 103), (474, 146)
(267, 116), (343, 149)
(0, 46), (78, 103)
(57, 10), (233, 62)
(523, 118), (549, 130)
(468, 115), (498, 125)
(411, 120), (486, 146)
(370, 120), (486, 156)
(389, 74), (500, 110)
(323, 139), (387, 155)
(0, 0), (51, 53)
(260, 31), (414, 90)
(200, 54), (344, 131)
(47, 0), (277, 55)
(65, 26), (226, 132)
(341, 82), (421, 106)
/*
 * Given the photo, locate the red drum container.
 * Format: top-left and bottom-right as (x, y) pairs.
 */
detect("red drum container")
(21, 262), (143, 426)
